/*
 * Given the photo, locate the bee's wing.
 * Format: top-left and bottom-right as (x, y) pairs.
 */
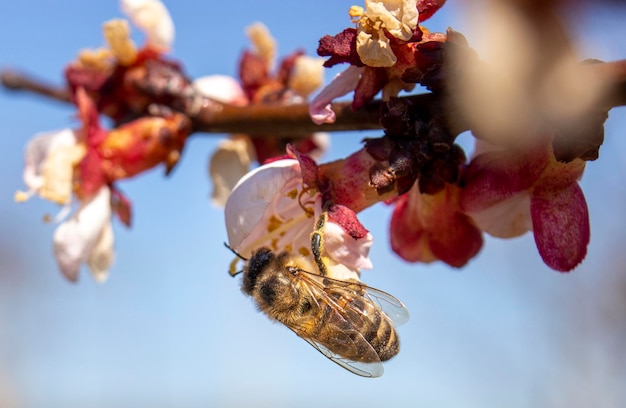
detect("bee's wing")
(299, 335), (384, 378)
(291, 271), (387, 377)
(305, 271), (410, 328)
(362, 286), (410, 327)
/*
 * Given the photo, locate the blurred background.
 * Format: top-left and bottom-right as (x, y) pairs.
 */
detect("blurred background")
(1, 1), (625, 407)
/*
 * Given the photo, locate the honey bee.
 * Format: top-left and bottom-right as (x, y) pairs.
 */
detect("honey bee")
(228, 213), (409, 377)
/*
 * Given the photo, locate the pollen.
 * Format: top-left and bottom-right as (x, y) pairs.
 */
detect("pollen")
(77, 48), (114, 71)
(266, 215), (283, 232)
(103, 19), (138, 66)
(14, 191), (30, 203)
(349, 6), (364, 23)
(286, 189), (299, 199)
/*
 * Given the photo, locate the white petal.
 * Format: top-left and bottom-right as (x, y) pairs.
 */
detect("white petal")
(23, 128), (78, 192)
(209, 137), (255, 207)
(288, 55), (325, 98)
(356, 28), (397, 67)
(193, 75), (248, 106)
(365, 0), (418, 41)
(224, 159), (300, 250)
(309, 66), (363, 125)
(120, 0), (174, 50)
(87, 221), (115, 283)
(53, 187), (112, 282)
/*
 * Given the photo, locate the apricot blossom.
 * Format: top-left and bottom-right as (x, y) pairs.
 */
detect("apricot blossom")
(461, 144), (590, 272)
(225, 158), (373, 282)
(390, 182), (483, 267)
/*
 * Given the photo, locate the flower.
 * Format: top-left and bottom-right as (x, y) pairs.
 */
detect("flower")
(16, 88), (190, 282)
(390, 182), (483, 267)
(66, 0), (187, 124)
(309, 65), (364, 125)
(120, 0), (174, 52)
(460, 143), (590, 272)
(15, 128), (84, 205)
(225, 156), (373, 282)
(351, 0), (419, 67)
(76, 0), (174, 70)
(205, 23), (329, 206)
(54, 186), (115, 283)
(310, 0), (448, 124)
(15, 127), (115, 282)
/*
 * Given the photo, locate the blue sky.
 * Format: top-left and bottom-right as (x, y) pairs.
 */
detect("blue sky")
(1, 1), (626, 407)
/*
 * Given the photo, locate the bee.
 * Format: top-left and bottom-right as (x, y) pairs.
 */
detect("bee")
(228, 213), (409, 377)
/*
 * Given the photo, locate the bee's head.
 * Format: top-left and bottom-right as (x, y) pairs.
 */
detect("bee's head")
(242, 247), (275, 295)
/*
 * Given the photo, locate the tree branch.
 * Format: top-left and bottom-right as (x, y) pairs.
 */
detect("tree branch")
(1, 69), (71, 103)
(3, 59), (626, 137)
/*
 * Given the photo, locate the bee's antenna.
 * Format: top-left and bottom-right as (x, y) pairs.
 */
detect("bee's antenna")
(224, 242), (248, 261)
(224, 242), (247, 277)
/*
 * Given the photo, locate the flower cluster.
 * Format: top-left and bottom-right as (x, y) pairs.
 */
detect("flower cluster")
(201, 23), (329, 206)
(310, 0), (447, 124)
(13, 0), (608, 284)
(65, 0), (186, 124)
(296, 0), (597, 272)
(16, 0), (191, 282)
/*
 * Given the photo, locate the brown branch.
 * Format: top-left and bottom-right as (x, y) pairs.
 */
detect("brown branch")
(1, 69), (70, 103)
(3, 59), (626, 136)
(189, 94), (436, 135)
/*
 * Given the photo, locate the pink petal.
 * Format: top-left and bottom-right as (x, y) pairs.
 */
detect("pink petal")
(309, 66), (363, 125)
(531, 183), (590, 272)
(389, 193), (436, 263)
(461, 146), (549, 212)
(428, 212), (483, 268)
(327, 204), (369, 240)
(352, 67), (386, 111)
(390, 184), (483, 267)
(418, 0), (447, 22)
(111, 187), (133, 227)
(286, 144), (319, 189)
(323, 221), (373, 270)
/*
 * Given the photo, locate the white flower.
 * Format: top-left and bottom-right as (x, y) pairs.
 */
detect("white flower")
(192, 75), (249, 106)
(288, 55), (326, 98)
(224, 159), (373, 281)
(15, 128), (84, 205)
(209, 137), (256, 207)
(193, 75), (254, 207)
(54, 186), (115, 283)
(353, 0), (419, 67)
(120, 0), (174, 51)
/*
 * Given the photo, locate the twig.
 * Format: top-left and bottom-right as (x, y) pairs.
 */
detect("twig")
(1, 69), (70, 103)
(3, 60), (626, 136)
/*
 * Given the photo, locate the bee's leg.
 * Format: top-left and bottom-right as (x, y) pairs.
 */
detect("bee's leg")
(310, 212), (329, 276)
